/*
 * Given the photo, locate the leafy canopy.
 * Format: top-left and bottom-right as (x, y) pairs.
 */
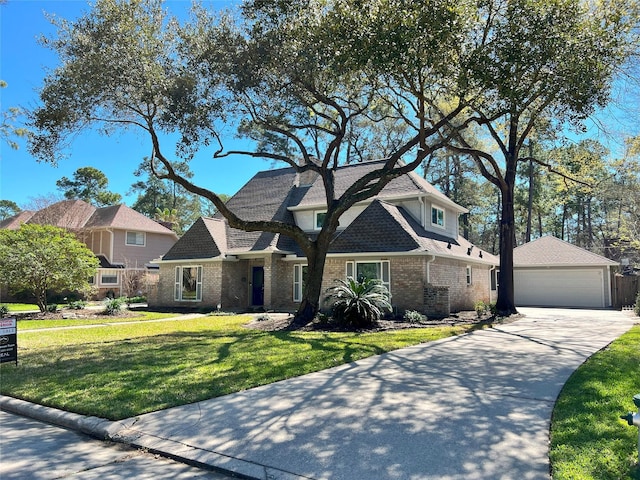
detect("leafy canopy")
(0, 224), (99, 311)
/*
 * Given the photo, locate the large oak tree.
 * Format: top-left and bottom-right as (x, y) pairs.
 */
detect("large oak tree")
(29, 0), (638, 322)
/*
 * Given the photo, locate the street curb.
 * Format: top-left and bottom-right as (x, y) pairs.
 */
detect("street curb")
(0, 394), (297, 479)
(0, 395), (134, 440)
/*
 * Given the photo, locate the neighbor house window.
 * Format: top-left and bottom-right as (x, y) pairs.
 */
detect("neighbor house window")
(293, 264), (308, 302)
(491, 269), (498, 291)
(126, 231), (146, 246)
(174, 266), (203, 302)
(346, 260), (391, 293)
(431, 206), (445, 227)
(314, 211), (327, 230)
(101, 272), (119, 285)
(466, 265), (472, 286)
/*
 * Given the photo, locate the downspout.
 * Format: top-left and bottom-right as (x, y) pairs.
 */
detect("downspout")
(425, 254), (436, 284)
(490, 265), (497, 302)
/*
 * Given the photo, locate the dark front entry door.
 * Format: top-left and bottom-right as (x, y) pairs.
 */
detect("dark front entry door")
(251, 267), (264, 306)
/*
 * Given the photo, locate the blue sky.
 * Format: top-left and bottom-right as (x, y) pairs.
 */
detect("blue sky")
(1, 1), (638, 210)
(0, 0), (263, 209)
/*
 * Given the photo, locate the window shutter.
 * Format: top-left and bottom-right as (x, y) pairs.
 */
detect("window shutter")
(174, 267), (181, 301)
(346, 261), (354, 279)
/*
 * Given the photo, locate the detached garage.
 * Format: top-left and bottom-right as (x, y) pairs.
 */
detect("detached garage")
(513, 236), (618, 308)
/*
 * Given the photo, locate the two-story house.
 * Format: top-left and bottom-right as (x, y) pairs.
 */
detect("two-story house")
(151, 160), (499, 316)
(0, 199), (178, 298)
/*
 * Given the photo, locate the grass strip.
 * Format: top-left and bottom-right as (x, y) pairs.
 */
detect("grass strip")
(550, 324), (640, 480)
(1, 315), (468, 420)
(16, 311), (185, 330)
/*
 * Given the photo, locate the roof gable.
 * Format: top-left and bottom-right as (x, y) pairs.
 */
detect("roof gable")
(329, 200), (498, 264)
(290, 160), (466, 213)
(86, 204), (177, 236)
(330, 200), (422, 253)
(163, 217), (226, 260)
(0, 210), (35, 230)
(27, 199), (96, 229)
(514, 236), (617, 266)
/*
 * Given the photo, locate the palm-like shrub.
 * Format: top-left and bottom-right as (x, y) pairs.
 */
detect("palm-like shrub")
(324, 277), (392, 328)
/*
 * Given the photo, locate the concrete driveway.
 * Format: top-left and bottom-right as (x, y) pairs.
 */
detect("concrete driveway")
(101, 307), (636, 480)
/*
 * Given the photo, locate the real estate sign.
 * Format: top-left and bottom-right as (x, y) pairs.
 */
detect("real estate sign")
(0, 317), (17, 365)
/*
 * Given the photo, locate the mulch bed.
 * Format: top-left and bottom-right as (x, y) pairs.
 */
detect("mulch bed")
(243, 311), (520, 332)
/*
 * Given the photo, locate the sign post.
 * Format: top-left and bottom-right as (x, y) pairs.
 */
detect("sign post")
(0, 317), (17, 365)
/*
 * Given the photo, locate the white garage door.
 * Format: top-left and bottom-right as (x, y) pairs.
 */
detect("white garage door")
(514, 269), (605, 308)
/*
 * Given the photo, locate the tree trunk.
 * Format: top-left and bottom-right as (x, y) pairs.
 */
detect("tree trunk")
(495, 177), (518, 316)
(525, 158), (534, 243)
(291, 237), (331, 327)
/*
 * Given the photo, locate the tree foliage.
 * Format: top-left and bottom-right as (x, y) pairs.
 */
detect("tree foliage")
(0, 199), (21, 221)
(0, 224), (99, 311)
(28, 0), (639, 321)
(56, 166), (122, 206)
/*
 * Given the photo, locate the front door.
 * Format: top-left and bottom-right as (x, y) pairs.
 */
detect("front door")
(251, 266), (264, 306)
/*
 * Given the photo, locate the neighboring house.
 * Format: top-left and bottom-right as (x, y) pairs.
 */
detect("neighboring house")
(0, 199), (178, 298)
(513, 235), (618, 308)
(150, 160), (499, 316)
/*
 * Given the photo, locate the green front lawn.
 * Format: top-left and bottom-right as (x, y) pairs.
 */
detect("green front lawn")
(2, 303), (39, 312)
(17, 311), (184, 330)
(550, 324), (640, 480)
(1, 314), (468, 420)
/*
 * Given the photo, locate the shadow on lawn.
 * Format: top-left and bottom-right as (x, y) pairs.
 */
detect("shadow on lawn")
(0, 328), (400, 420)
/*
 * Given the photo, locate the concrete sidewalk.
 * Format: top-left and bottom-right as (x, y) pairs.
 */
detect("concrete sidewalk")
(2, 308), (637, 480)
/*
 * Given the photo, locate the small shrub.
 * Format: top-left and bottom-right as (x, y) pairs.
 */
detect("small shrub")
(46, 304), (58, 313)
(103, 297), (126, 315)
(474, 300), (488, 318)
(404, 310), (426, 323)
(0, 305), (9, 316)
(68, 300), (87, 310)
(635, 291), (640, 317)
(324, 277), (391, 328)
(255, 313), (271, 322)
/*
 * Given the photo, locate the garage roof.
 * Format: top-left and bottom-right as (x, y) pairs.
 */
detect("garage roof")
(514, 235), (618, 267)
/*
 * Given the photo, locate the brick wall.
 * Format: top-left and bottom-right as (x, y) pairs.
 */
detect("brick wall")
(429, 258), (492, 311)
(151, 254), (495, 314)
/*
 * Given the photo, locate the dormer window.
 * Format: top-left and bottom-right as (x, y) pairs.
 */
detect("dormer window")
(431, 206), (445, 228)
(314, 211), (327, 230)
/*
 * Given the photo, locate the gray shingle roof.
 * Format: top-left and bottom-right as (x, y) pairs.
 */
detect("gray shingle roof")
(167, 163), (493, 263)
(331, 200), (497, 262)
(163, 217), (225, 260)
(290, 160), (467, 212)
(513, 236), (617, 266)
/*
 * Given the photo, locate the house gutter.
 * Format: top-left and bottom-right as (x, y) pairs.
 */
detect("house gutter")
(282, 250), (498, 266)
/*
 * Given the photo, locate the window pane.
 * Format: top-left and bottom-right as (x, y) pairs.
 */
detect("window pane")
(315, 212), (326, 229)
(126, 231), (145, 246)
(431, 207), (444, 227)
(182, 267), (198, 300)
(357, 262), (379, 282)
(101, 274), (118, 284)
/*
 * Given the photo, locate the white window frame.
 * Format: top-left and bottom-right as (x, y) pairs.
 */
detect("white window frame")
(466, 265), (472, 286)
(346, 260), (391, 293)
(174, 265), (203, 302)
(100, 272), (119, 285)
(293, 264), (308, 302)
(314, 210), (327, 230)
(431, 206), (445, 228)
(126, 231), (146, 247)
